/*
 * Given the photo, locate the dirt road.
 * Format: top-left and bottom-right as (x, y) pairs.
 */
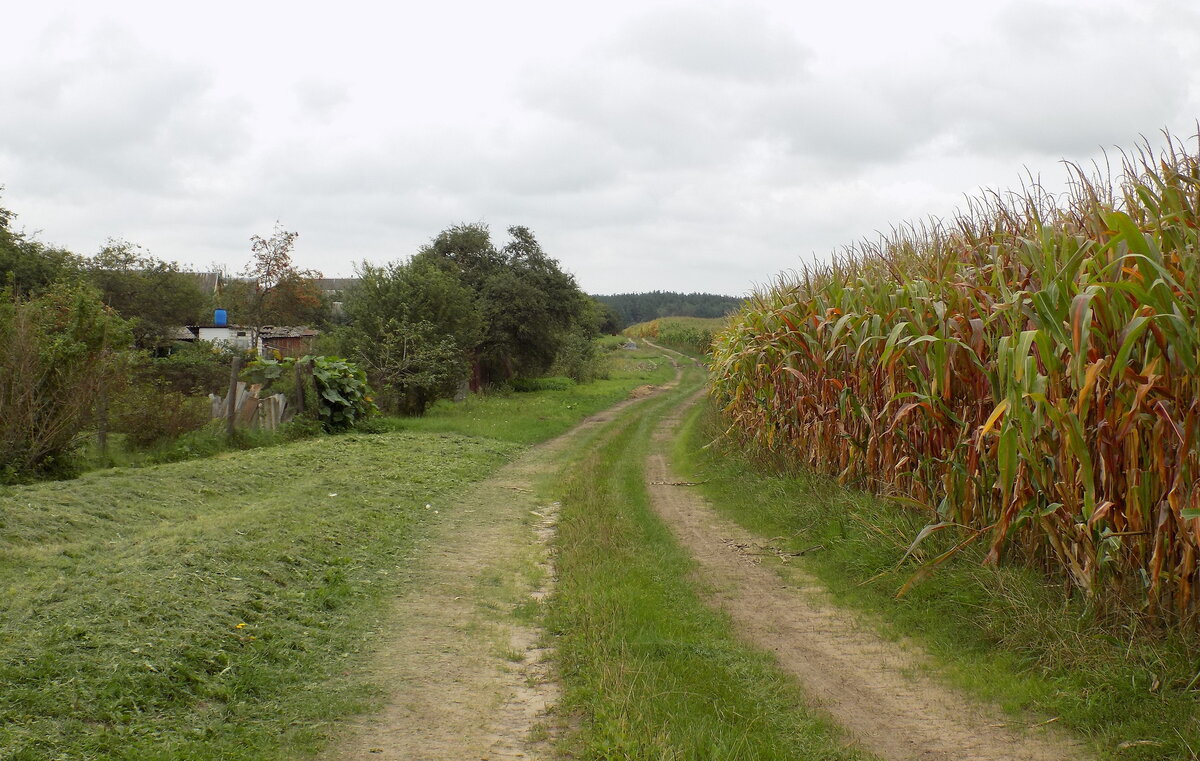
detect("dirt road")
(325, 380), (678, 761)
(645, 390), (1091, 761)
(325, 343), (1090, 761)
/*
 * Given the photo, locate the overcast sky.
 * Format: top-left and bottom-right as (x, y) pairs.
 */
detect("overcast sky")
(2, 1), (1198, 296)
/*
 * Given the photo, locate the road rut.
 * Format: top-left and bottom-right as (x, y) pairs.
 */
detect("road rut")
(646, 392), (1092, 761)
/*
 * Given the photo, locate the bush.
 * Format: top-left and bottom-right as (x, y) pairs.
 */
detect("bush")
(144, 342), (243, 396)
(0, 284), (130, 483)
(551, 332), (607, 383)
(110, 382), (211, 447)
(309, 356), (377, 430)
(338, 317), (468, 416)
(243, 355), (377, 432)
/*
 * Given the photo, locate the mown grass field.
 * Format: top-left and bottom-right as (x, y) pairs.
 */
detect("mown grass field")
(675, 402), (1200, 761)
(0, 347), (675, 760)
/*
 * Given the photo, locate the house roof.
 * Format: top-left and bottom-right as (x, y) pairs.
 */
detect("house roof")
(260, 326), (319, 338)
(187, 272), (223, 292)
(315, 277), (359, 293)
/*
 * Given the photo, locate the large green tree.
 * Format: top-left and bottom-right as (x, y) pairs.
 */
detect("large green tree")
(87, 239), (207, 348)
(339, 256), (481, 414)
(0, 197), (82, 295)
(415, 223), (595, 384)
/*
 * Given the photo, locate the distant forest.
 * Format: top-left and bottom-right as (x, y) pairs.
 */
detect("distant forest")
(594, 291), (744, 327)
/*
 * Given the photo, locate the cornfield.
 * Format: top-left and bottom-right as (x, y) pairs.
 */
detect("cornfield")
(710, 134), (1200, 622)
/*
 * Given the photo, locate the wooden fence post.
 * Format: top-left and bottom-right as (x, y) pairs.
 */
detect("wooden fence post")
(226, 355), (242, 439)
(293, 360), (305, 416)
(96, 387), (109, 456)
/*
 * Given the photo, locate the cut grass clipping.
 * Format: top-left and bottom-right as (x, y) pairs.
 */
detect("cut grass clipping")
(548, 367), (873, 760)
(0, 432), (514, 760)
(675, 402), (1200, 761)
(0, 346), (674, 760)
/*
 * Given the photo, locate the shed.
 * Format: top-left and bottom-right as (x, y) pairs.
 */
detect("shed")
(260, 326), (319, 358)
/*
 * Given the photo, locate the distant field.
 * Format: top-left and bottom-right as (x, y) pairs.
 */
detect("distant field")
(624, 316), (728, 358)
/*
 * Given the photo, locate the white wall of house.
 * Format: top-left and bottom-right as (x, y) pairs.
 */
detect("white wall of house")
(196, 326), (258, 353)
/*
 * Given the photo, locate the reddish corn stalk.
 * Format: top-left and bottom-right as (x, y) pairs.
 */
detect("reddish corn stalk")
(710, 133), (1200, 625)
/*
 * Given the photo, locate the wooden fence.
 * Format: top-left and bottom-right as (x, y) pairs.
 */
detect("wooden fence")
(209, 383), (292, 432)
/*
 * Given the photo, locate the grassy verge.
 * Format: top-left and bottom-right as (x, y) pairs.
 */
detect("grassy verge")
(69, 345), (676, 477)
(675, 403), (1200, 761)
(546, 370), (873, 760)
(0, 347), (674, 760)
(367, 348), (675, 444)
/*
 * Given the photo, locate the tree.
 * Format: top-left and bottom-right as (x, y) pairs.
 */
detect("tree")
(339, 257), (481, 414)
(417, 223), (505, 292)
(226, 223), (325, 343)
(594, 299), (623, 334)
(87, 239), (207, 348)
(0, 194), (82, 295)
(414, 223), (596, 384)
(592, 291), (744, 325)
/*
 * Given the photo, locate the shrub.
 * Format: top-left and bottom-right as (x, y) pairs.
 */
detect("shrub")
(243, 355), (377, 432)
(338, 318), (467, 416)
(550, 332), (606, 382)
(0, 284), (130, 482)
(144, 342), (244, 395)
(110, 382), (211, 447)
(309, 356), (377, 430)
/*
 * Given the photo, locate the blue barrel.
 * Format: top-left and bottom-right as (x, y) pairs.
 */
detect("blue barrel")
(214, 309), (228, 327)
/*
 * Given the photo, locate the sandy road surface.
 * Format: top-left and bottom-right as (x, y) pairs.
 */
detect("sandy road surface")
(325, 376), (678, 761)
(645, 390), (1092, 761)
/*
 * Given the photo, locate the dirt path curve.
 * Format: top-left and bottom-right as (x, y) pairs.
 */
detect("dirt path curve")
(325, 368), (681, 761)
(646, 390), (1093, 761)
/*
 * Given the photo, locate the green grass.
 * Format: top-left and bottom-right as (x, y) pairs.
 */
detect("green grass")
(546, 368), (873, 760)
(0, 347), (676, 760)
(0, 432), (516, 760)
(385, 349), (676, 443)
(624, 316), (727, 359)
(78, 420), (319, 475)
(675, 403), (1200, 761)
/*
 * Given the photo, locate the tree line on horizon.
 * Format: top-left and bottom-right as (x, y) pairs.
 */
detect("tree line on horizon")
(593, 290), (744, 328)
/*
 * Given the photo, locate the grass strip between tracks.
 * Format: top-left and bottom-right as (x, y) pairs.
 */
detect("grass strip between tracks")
(547, 364), (873, 760)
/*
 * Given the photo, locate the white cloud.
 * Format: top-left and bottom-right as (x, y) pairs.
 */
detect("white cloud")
(1, 0), (1198, 294)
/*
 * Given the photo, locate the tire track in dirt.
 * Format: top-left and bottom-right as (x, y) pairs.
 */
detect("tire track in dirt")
(325, 368), (681, 761)
(646, 390), (1093, 761)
